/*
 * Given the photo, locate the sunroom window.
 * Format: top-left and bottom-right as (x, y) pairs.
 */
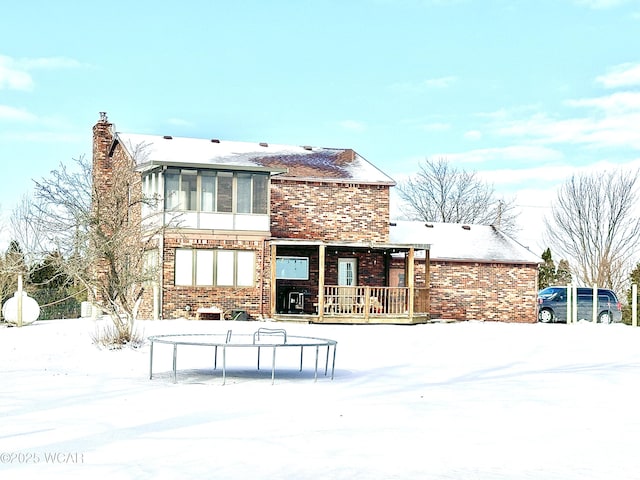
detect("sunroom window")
(164, 169), (268, 214)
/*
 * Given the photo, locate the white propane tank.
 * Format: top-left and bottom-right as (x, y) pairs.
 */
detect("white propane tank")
(2, 291), (41, 325)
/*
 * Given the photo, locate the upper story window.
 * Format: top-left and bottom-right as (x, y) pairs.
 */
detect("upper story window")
(164, 169), (269, 214)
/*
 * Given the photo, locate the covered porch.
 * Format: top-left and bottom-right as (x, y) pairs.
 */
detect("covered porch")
(269, 240), (430, 324)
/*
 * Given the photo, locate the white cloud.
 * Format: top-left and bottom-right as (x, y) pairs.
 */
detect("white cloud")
(443, 145), (564, 165)
(0, 105), (36, 122)
(338, 120), (366, 132)
(567, 91), (640, 112)
(469, 151), (640, 190)
(0, 55), (33, 90)
(596, 62), (640, 88)
(573, 0), (634, 9)
(492, 91), (640, 150)
(423, 76), (457, 88)
(464, 130), (482, 140)
(166, 117), (194, 127)
(0, 54), (85, 91)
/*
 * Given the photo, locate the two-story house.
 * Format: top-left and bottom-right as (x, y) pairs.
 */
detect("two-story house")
(92, 113), (430, 323)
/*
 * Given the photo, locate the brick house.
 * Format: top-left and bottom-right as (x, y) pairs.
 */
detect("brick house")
(92, 114), (430, 323)
(389, 221), (541, 323)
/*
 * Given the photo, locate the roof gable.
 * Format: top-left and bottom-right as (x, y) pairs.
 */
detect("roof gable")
(389, 220), (541, 264)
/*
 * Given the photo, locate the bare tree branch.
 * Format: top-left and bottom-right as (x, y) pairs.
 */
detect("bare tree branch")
(396, 157), (519, 234)
(544, 169), (640, 292)
(26, 153), (164, 344)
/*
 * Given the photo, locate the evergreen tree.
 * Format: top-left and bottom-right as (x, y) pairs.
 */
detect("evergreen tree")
(538, 248), (556, 289)
(30, 252), (71, 288)
(538, 248), (572, 290)
(555, 259), (572, 286)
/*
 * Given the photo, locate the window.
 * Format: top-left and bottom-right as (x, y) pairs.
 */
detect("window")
(276, 256), (309, 280)
(181, 171), (197, 210)
(216, 250), (235, 286)
(164, 171), (180, 210)
(143, 249), (159, 284)
(174, 249), (193, 286)
(236, 251), (255, 286)
(195, 250), (214, 286)
(164, 170), (269, 214)
(237, 173), (252, 214)
(217, 173), (233, 213)
(252, 175), (268, 214)
(200, 173), (216, 212)
(174, 248), (256, 287)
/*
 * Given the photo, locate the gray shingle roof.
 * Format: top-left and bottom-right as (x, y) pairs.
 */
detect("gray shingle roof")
(115, 132), (395, 185)
(389, 220), (541, 264)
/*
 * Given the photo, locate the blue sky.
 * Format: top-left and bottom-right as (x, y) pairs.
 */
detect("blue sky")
(1, 0), (639, 252)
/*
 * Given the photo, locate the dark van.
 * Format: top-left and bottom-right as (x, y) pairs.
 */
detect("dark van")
(537, 286), (622, 324)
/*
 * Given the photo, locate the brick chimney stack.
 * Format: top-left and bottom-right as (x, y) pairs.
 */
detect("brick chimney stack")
(92, 111), (114, 191)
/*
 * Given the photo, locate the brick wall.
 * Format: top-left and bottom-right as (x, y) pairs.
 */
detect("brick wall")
(270, 179), (390, 242)
(159, 234), (269, 320)
(92, 116), (145, 308)
(425, 261), (538, 323)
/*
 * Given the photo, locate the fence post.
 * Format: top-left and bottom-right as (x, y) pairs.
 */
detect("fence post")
(592, 284), (597, 323)
(566, 283), (572, 324)
(572, 284), (578, 323)
(633, 284), (638, 328)
(17, 273), (23, 328)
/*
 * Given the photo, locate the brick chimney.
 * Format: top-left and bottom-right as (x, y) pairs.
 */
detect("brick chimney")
(92, 111), (114, 191)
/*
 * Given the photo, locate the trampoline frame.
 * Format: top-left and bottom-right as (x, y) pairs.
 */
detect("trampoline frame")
(148, 327), (337, 385)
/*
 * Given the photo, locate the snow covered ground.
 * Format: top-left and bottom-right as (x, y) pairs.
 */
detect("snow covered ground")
(2, 317), (640, 480)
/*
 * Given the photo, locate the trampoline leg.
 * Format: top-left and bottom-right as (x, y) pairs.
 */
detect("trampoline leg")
(300, 346), (304, 372)
(149, 340), (154, 379)
(214, 345), (218, 370)
(257, 346), (261, 370)
(271, 346), (276, 384)
(222, 346), (227, 386)
(324, 345), (329, 375)
(331, 345), (337, 380)
(172, 343), (177, 384)
(314, 346), (319, 382)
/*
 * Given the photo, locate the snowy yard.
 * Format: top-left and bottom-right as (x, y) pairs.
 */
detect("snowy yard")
(2, 317), (640, 480)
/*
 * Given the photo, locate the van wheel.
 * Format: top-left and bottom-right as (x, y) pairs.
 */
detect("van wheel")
(538, 308), (554, 323)
(598, 312), (612, 324)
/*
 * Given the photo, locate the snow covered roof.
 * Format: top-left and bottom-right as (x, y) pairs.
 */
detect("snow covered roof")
(389, 220), (542, 264)
(115, 132), (395, 185)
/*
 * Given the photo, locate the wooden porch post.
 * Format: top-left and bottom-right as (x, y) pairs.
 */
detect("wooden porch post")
(270, 243), (277, 317)
(318, 243), (326, 321)
(407, 247), (415, 320)
(425, 247), (430, 313)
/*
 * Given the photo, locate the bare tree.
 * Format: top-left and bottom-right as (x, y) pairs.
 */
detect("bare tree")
(0, 240), (28, 321)
(27, 154), (162, 345)
(9, 195), (48, 265)
(545, 169), (640, 292)
(396, 158), (519, 234)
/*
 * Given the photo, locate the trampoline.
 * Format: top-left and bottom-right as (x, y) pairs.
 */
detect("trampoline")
(148, 327), (337, 385)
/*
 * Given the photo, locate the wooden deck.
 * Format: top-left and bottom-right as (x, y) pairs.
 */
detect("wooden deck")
(273, 286), (430, 324)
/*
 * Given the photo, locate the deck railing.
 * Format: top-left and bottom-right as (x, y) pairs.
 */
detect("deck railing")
(322, 286), (429, 317)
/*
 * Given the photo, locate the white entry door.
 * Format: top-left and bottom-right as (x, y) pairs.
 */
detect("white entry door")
(337, 258), (358, 313)
(338, 258), (357, 286)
